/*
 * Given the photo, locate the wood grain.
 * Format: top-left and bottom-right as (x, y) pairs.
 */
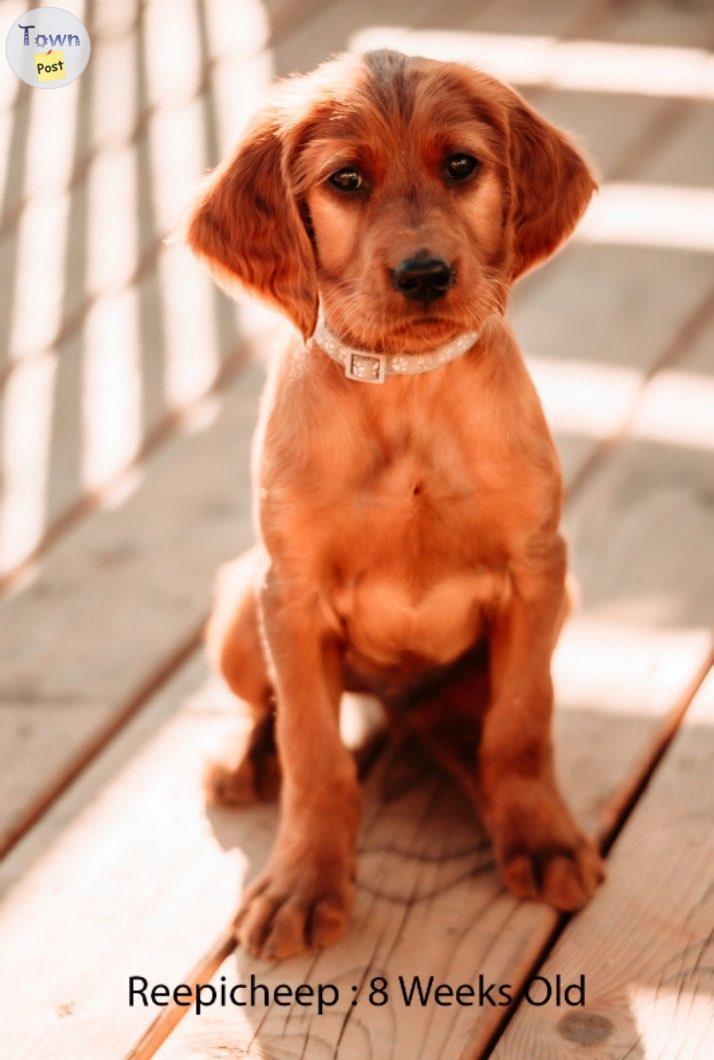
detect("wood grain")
(493, 670), (714, 1059)
(0, 659), (277, 1060)
(0, 660), (383, 1060)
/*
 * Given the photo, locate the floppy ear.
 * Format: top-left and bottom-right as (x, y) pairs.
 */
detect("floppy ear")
(506, 94), (596, 281)
(187, 108), (318, 338)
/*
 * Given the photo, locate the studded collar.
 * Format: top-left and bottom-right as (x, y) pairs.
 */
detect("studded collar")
(310, 313), (480, 384)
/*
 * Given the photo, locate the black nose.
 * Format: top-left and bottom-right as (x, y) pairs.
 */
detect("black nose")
(391, 257), (454, 303)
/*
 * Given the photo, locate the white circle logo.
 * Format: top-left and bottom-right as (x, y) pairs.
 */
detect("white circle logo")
(6, 7), (90, 90)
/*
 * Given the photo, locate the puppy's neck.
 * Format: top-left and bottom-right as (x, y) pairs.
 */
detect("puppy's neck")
(310, 313), (481, 385)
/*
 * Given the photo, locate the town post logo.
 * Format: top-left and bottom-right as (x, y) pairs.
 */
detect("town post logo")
(6, 7), (90, 89)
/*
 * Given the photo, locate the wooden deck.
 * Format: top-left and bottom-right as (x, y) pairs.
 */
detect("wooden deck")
(1, 0), (712, 1056)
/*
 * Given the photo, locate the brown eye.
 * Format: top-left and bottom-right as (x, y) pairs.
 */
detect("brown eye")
(445, 153), (479, 182)
(328, 167), (363, 192)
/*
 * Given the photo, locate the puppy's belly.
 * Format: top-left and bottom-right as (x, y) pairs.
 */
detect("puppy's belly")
(332, 570), (506, 670)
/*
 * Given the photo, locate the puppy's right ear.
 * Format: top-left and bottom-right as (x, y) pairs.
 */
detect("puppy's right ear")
(187, 108), (318, 338)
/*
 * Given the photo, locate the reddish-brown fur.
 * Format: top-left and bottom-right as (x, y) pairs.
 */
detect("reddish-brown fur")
(190, 50), (604, 960)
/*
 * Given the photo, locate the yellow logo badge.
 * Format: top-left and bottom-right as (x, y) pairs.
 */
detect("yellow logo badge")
(35, 49), (66, 82)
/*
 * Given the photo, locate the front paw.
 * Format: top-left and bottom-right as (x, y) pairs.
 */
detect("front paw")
(235, 849), (356, 960)
(488, 780), (605, 912)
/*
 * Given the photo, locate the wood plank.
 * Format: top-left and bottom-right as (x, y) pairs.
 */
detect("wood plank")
(531, 90), (669, 178)
(593, 0), (714, 46)
(526, 292), (714, 488)
(154, 664), (711, 1059)
(0, 656), (273, 1059)
(0, 652), (381, 1059)
(493, 669), (714, 1059)
(639, 102), (714, 187)
(346, 0), (714, 101)
(0, 242), (237, 577)
(550, 312), (714, 836)
(147, 353), (713, 1058)
(0, 361), (263, 854)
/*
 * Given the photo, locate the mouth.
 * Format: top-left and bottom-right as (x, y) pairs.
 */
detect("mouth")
(389, 311), (464, 337)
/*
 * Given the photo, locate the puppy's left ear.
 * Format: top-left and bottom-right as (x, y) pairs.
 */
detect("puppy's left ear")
(506, 93), (596, 281)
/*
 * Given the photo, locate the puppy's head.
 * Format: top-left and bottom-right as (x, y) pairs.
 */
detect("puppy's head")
(188, 50), (595, 350)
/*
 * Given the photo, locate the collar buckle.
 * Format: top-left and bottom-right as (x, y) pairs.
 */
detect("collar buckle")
(345, 351), (386, 384)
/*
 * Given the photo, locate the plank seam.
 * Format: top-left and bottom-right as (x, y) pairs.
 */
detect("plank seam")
(125, 926), (237, 1060)
(597, 653), (713, 858)
(479, 653), (713, 1059)
(0, 627), (203, 860)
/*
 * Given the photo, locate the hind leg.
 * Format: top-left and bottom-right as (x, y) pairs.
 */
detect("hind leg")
(391, 645), (489, 807)
(205, 546), (280, 805)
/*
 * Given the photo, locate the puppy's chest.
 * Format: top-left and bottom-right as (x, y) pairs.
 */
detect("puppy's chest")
(323, 441), (509, 668)
(338, 402), (515, 543)
(348, 443), (480, 544)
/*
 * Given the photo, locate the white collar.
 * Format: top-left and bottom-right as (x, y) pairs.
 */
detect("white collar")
(310, 314), (480, 384)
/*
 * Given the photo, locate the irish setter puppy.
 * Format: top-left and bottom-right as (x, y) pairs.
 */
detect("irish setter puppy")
(188, 49), (604, 960)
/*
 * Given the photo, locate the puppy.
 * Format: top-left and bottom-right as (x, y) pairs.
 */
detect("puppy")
(188, 49), (604, 960)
